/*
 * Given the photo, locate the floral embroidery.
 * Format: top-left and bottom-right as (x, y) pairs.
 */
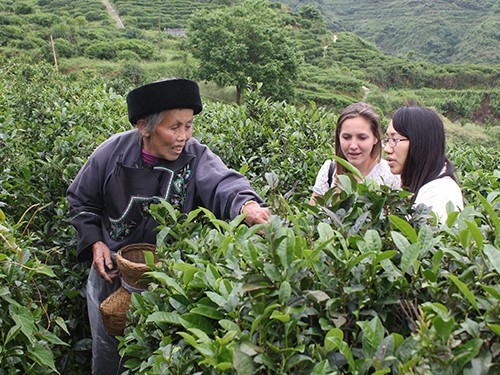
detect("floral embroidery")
(107, 161), (193, 241)
(169, 164), (192, 210)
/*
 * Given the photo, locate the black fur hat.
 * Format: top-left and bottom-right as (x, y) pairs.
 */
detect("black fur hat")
(126, 78), (203, 124)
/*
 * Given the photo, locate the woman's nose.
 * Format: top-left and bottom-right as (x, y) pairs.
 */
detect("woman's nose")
(177, 127), (188, 140)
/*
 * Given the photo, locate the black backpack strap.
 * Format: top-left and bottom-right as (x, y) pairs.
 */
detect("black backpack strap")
(327, 160), (336, 187)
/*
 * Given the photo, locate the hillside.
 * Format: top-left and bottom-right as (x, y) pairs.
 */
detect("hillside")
(277, 0), (500, 65)
(0, 0), (498, 137)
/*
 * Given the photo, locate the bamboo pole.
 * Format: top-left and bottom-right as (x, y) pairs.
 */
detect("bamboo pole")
(49, 34), (58, 72)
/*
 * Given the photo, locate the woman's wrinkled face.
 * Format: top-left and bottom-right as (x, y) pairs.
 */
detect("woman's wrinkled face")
(384, 121), (409, 175)
(339, 116), (378, 172)
(139, 108), (193, 161)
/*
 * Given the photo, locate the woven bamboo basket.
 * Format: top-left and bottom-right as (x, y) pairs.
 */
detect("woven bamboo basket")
(116, 243), (159, 288)
(99, 286), (131, 336)
(100, 243), (158, 336)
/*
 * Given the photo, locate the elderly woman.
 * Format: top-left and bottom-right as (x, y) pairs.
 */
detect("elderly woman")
(67, 78), (270, 374)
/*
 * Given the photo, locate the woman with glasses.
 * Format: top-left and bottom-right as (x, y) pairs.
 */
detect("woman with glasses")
(310, 102), (400, 204)
(384, 105), (463, 222)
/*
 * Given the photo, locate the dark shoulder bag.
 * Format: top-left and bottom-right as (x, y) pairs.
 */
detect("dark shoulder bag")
(327, 160), (336, 187)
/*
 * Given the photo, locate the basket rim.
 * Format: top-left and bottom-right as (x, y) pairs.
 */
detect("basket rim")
(116, 243), (157, 269)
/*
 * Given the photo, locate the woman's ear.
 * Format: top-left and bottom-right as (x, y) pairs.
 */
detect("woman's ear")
(137, 120), (149, 137)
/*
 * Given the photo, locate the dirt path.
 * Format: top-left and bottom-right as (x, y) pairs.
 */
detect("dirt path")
(102, 0), (124, 28)
(362, 85), (370, 101)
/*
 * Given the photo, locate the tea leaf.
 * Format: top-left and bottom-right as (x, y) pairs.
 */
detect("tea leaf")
(454, 338), (483, 368)
(311, 360), (331, 374)
(36, 264), (56, 278)
(263, 263), (281, 282)
(29, 343), (57, 372)
(324, 328), (343, 353)
(147, 272), (186, 296)
(373, 250), (398, 267)
(487, 324), (500, 336)
(474, 191), (499, 245)
(483, 244), (500, 274)
(417, 226), (437, 254)
(205, 291), (228, 308)
(332, 155), (363, 180)
(433, 315), (456, 342)
(365, 229), (382, 253)
(146, 311), (186, 325)
(389, 215), (417, 243)
(270, 310), (290, 323)
(279, 281), (291, 303)
(447, 275), (479, 311)
(305, 290), (330, 303)
(10, 305), (35, 340)
(190, 305), (224, 320)
(464, 220), (484, 250)
(357, 316), (385, 358)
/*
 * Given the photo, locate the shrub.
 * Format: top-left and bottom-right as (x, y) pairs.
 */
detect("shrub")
(84, 41), (117, 59)
(117, 49), (140, 61)
(118, 176), (499, 374)
(0, 208), (68, 374)
(54, 37), (78, 58)
(115, 39), (154, 59)
(0, 61), (498, 373)
(85, 10), (105, 22)
(26, 13), (60, 27)
(15, 35), (46, 50)
(0, 24), (23, 45)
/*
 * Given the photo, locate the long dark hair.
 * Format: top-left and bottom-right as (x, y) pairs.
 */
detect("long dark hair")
(391, 106), (456, 196)
(334, 102), (382, 176)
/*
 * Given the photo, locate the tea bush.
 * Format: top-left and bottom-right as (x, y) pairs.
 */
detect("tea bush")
(0, 208), (68, 374)
(0, 59), (131, 374)
(0, 61), (498, 373)
(118, 177), (499, 374)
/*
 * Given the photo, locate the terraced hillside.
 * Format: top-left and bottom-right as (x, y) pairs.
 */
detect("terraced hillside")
(0, 0), (497, 129)
(276, 0), (500, 64)
(112, 0), (223, 29)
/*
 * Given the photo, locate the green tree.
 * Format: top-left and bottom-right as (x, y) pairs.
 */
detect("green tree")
(186, 0), (300, 103)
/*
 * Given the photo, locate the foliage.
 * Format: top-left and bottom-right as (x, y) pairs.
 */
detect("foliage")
(113, 0), (221, 29)
(186, 0), (301, 103)
(0, 208), (68, 374)
(118, 174), (499, 373)
(0, 0), (498, 130)
(196, 81), (335, 202)
(0, 59), (131, 374)
(278, 0), (500, 65)
(0, 57), (498, 373)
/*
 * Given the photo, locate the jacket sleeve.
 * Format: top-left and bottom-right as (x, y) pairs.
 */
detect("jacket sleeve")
(191, 143), (265, 220)
(66, 154), (106, 261)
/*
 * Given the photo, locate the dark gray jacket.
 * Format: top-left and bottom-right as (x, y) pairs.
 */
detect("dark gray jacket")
(67, 129), (264, 261)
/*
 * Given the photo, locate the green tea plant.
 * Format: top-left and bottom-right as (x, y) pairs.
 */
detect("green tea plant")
(118, 173), (499, 374)
(0, 207), (68, 374)
(0, 59), (131, 373)
(0, 60), (498, 372)
(196, 81), (336, 203)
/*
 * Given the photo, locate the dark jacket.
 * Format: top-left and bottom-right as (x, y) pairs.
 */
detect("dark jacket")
(67, 129), (264, 261)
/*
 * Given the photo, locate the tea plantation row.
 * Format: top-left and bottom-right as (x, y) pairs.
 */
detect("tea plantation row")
(0, 61), (498, 373)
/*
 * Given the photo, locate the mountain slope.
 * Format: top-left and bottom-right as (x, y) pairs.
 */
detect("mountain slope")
(276, 0), (500, 64)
